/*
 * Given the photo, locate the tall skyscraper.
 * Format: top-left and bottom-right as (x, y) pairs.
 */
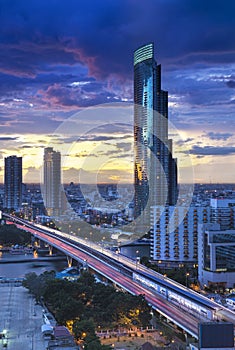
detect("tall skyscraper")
(43, 147), (61, 216)
(134, 43), (177, 218)
(4, 155), (22, 211)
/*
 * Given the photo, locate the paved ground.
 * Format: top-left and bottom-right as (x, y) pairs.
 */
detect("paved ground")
(0, 284), (47, 350)
(101, 331), (184, 350)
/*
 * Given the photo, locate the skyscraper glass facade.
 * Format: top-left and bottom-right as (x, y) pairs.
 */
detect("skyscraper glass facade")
(134, 43), (177, 219)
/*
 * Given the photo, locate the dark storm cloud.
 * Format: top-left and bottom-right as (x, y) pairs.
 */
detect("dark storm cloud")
(0, 0), (129, 78)
(0, 136), (19, 141)
(39, 82), (121, 108)
(0, 72), (79, 93)
(92, 124), (132, 134)
(1, 0), (235, 81)
(82, 135), (117, 142)
(77, 134), (132, 142)
(206, 132), (233, 141)
(0, 0), (235, 159)
(189, 145), (235, 156)
(226, 80), (235, 88)
(21, 145), (43, 149)
(116, 142), (132, 152)
(175, 138), (194, 146)
(0, 110), (64, 134)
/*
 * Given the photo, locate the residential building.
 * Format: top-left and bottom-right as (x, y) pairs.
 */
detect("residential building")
(4, 155), (22, 211)
(150, 206), (210, 265)
(133, 43), (177, 219)
(43, 147), (61, 216)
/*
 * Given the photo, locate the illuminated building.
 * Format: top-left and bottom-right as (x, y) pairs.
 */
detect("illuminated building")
(4, 155), (22, 211)
(134, 43), (177, 219)
(43, 147), (61, 216)
(150, 206), (210, 264)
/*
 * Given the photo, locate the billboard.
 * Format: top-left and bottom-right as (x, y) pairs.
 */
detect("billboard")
(199, 322), (234, 349)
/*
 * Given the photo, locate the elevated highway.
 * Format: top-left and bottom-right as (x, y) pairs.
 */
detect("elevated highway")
(3, 214), (235, 339)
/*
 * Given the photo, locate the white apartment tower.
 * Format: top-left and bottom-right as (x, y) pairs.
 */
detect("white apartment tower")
(43, 147), (61, 216)
(150, 206), (210, 264)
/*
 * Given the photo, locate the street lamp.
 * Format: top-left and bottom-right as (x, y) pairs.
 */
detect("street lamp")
(136, 256), (140, 270)
(158, 260), (162, 273)
(186, 272), (190, 288)
(115, 248), (120, 261)
(101, 236), (105, 252)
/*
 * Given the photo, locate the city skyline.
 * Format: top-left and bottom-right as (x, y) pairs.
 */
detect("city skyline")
(0, 1), (235, 184)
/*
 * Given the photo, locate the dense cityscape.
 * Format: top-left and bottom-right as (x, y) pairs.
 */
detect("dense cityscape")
(0, 1), (235, 350)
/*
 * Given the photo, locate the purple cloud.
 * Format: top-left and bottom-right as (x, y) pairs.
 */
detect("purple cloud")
(206, 132), (233, 141)
(189, 145), (235, 156)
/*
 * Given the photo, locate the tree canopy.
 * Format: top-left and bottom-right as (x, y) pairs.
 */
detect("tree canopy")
(0, 223), (31, 245)
(23, 269), (152, 340)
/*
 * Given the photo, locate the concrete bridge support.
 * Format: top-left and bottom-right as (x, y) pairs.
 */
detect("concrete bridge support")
(48, 245), (53, 256)
(67, 255), (73, 267)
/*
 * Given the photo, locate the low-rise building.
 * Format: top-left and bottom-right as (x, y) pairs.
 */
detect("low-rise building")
(210, 198), (235, 230)
(47, 326), (78, 349)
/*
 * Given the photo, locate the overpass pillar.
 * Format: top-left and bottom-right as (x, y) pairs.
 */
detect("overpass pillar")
(36, 239), (46, 248)
(67, 256), (73, 267)
(33, 238), (40, 248)
(48, 245), (53, 256)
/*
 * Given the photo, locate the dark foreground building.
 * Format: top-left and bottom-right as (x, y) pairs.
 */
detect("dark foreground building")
(4, 155), (22, 211)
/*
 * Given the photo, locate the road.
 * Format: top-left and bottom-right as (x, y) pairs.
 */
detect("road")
(19, 226), (200, 337)
(14, 222), (235, 338)
(0, 284), (46, 350)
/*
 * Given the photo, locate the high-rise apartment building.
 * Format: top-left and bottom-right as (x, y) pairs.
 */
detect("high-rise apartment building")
(150, 206), (210, 264)
(43, 147), (61, 216)
(4, 155), (22, 211)
(134, 43), (177, 219)
(150, 199), (235, 266)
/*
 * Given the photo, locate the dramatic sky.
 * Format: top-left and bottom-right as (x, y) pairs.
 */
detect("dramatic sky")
(1, 0), (235, 184)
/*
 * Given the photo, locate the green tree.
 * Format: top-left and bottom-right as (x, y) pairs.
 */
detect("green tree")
(53, 292), (84, 324)
(23, 270), (55, 301)
(0, 224), (31, 245)
(73, 319), (110, 350)
(23, 270), (152, 333)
